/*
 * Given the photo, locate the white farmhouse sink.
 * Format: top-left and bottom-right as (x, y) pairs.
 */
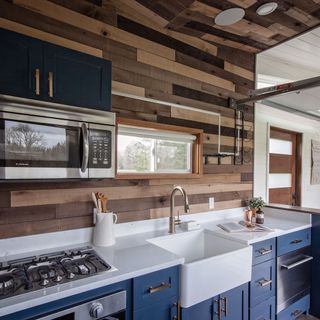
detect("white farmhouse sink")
(148, 229), (252, 307)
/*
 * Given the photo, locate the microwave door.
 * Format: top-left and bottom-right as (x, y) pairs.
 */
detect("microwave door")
(0, 117), (88, 179)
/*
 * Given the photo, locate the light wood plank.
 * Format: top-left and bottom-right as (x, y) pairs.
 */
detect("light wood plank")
(13, 0), (176, 60)
(224, 62), (255, 81)
(0, 18), (102, 57)
(11, 184), (252, 207)
(112, 81), (145, 97)
(137, 49), (235, 92)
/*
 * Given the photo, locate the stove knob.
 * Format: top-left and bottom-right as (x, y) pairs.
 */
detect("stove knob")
(66, 271), (75, 279)
(89, 302), (104, 319)
(40, 278), (49, 286)
(53, 274), (63, 282)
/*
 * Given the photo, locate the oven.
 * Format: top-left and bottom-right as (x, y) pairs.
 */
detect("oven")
(277, 246), (313, 312)
(0, 96), (115, 179)
(37, 291), (126, 320)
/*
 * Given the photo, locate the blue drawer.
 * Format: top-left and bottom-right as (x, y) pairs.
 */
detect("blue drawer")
(252, 238), (276, 266)
(277, 229), (311, 256)
(250, 259), (276, 307)
(133, 266), (179, 310)
(250, 296), (275, 320)
(277, 294), (310, 320)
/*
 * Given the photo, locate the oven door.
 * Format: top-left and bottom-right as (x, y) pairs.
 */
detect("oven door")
(277, 246), (313, 312)
(37, 291), (126, 320)
(0, 113), (88, 179)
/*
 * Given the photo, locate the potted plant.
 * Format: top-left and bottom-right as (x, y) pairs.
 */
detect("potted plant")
(249, 197), (266, 224)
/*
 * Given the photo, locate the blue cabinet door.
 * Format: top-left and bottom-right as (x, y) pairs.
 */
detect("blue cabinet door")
(0, 28), (43, 100)
(133, 296), (178, 320)
(43, 43), (111, 110)
(181, 297), (217, 320)
(220, 283), (249, 320)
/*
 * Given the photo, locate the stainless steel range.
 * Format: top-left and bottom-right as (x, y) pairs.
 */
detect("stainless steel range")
(0, 246), (111, 300)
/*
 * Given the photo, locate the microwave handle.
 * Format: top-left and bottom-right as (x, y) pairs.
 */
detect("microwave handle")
(81, 123), (89, 173)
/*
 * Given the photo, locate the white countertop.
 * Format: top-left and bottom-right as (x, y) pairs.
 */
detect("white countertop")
(0, 207), (311, 316)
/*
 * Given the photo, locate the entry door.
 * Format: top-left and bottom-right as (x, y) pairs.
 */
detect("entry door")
(268, 127), (301, 205)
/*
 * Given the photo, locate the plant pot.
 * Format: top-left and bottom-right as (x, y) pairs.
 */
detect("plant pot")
(256, 210), (264, 224)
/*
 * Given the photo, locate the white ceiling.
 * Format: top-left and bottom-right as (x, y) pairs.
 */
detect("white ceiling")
(257, 26), (320, 119)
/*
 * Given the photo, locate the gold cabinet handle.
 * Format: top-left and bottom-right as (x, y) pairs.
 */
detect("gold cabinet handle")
(148, 282), (171, 294)
(259, 248), (272, 255)
(35, 68), (40, 96)
(48, 71), (53, 98)
(258, 279), (272, 287)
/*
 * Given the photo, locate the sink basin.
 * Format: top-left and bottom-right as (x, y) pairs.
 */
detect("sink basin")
(148, 229), (252, 307)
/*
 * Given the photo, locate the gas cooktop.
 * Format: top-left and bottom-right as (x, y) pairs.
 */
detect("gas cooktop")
(0, 246), (111, 300)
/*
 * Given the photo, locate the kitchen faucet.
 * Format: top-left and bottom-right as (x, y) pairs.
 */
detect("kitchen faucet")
(169, 185), (190, 234)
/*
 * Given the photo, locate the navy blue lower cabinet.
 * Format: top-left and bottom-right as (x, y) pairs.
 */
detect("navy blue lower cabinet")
(133, 296), (178, 320)
(250, 296), (275, 320)
(277, 294), (310, 320)
(0, 280), (132, 320)
(250, 259), (275, 307)
(181, 283), (248, 320)
(44, 43), (111, 111)
(311, 215), (320, 317)
(181, 296), (218, 320)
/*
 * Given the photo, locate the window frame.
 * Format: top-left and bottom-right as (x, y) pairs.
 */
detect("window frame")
(116, 117), (203, 179)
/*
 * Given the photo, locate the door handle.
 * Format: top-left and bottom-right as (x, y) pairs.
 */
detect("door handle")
(257, 279), (272, 287)
(291, 309), (303, 317)
(148, 282), (171, 294)
(221, 297), (227, 316)
(281, 255), (313, 270)
(214, 299), (221, 320)
(81, 123), (89, 173)
(35, 68), (40, 96)
(258, 248), (272, 255)
(48, 71), (54, 98)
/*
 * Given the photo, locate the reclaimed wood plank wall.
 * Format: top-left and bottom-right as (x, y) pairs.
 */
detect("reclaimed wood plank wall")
(0, 0), (254, 238)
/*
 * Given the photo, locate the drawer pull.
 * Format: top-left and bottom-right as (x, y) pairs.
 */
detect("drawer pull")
(148, 282), (171, 294)
(291, 309), (303, 317)
(258, 248), (272, 255)
(257, 279), (272, 287)
(290, 239), (303, 244)
(281, 255), (313, 270)
(221, 297), (228, 316)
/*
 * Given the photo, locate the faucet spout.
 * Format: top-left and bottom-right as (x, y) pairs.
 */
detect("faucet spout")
(169, 185), (190, 234)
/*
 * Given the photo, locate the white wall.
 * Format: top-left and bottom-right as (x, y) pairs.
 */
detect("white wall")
(254, 103), (320, 208)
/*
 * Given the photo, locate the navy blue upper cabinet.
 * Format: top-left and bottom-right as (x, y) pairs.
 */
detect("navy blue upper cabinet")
(43, 44), (111, 110)
(0, 28), (43, 100)
(0, 28), (112, 111)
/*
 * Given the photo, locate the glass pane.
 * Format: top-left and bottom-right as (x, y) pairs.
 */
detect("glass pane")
(269, 138), (292, 155)
(269, 173), (291, 188)
(156, 140), (191, 172)
(4, 120), (69, 161)
(117, 135), (153, 172)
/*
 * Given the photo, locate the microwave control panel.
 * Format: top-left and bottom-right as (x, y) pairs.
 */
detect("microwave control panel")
(89, 130), (112, 168)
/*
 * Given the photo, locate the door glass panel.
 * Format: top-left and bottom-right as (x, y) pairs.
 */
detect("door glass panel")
(0, 120), (80, 167)
(269, 138), (292, 155)
(269, 173), (292, 188)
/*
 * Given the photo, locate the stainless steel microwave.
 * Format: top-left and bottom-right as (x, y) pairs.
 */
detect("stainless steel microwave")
(0, 95), (115, 179)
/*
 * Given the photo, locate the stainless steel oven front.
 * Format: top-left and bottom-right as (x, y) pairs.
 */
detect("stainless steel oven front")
(0, 96), (115, 179)
(277, 246), (313, 313)
(37, 290), (126, 320)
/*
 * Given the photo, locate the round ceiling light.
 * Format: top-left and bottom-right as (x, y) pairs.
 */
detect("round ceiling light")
(256, 2), (278, 16)
(214, 8), (245, 26)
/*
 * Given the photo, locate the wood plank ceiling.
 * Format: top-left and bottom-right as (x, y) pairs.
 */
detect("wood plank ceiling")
(120, 0), (320, 53)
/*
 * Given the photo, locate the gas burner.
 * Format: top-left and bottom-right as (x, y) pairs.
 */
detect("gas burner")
(0, 247), (111, 300)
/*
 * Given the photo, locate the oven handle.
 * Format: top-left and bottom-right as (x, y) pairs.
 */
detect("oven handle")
(81, 123), (89, 173)
(280, 255), (313, 270)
